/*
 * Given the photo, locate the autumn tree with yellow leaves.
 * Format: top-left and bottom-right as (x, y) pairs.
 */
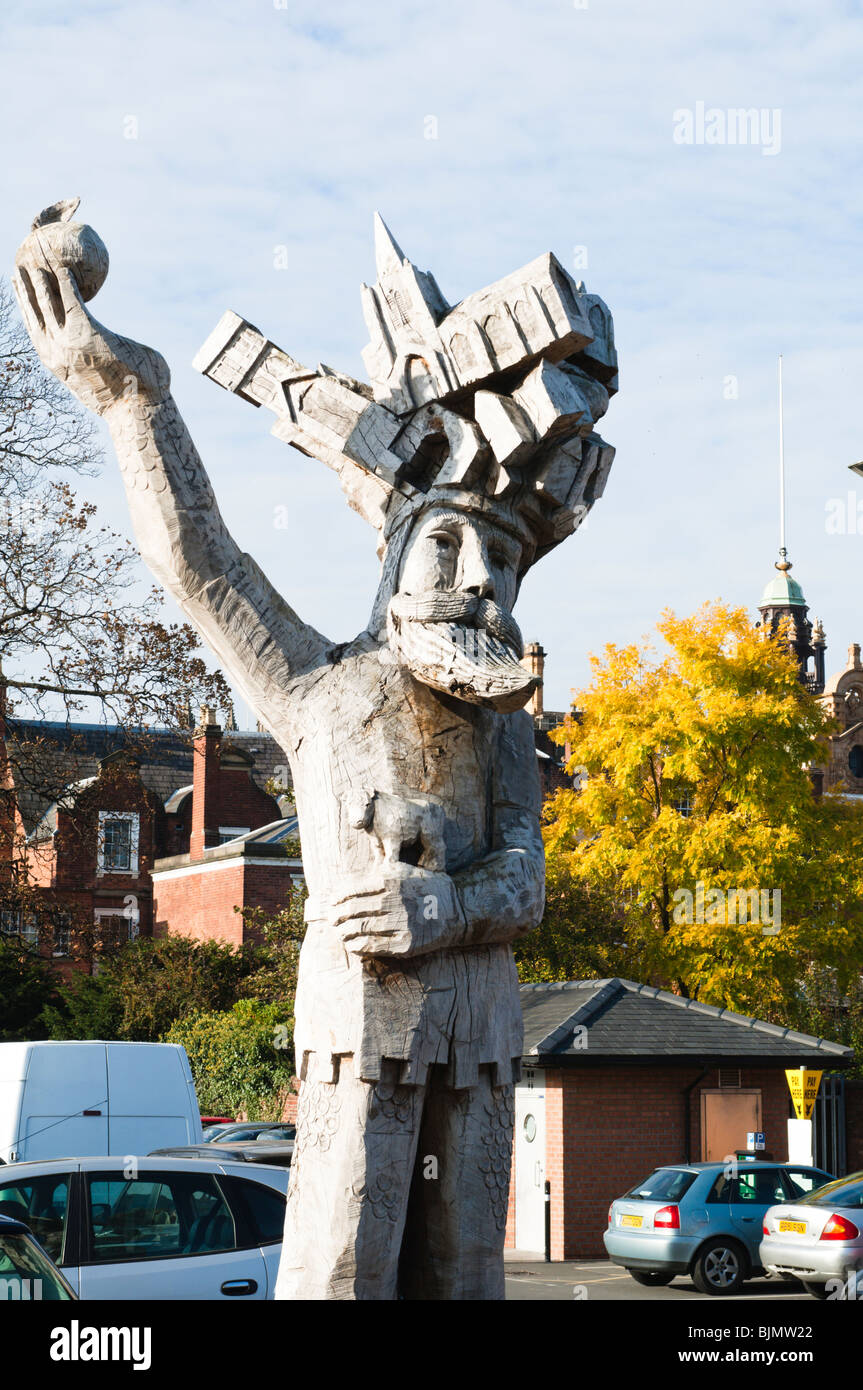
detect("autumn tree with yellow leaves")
(542, 603), (863, 1019)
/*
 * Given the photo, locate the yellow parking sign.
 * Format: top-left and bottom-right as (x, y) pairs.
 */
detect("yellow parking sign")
(785, 1068), (823, 1120)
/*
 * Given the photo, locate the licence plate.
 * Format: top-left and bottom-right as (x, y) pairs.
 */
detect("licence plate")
(778, 1219), (806, 1234)
(620, 1214), (643, 1228)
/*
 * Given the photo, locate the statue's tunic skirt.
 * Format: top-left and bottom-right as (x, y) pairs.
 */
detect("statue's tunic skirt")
(294, 918), (524, 1089)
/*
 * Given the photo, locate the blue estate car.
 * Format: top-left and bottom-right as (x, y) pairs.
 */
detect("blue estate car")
(604, 1161), (832, 1295)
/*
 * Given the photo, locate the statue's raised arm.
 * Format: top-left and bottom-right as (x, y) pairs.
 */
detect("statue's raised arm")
(12, 199), (332, 726)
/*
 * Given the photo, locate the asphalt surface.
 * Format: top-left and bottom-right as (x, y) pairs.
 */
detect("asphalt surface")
(504, 1258), (819, 1301)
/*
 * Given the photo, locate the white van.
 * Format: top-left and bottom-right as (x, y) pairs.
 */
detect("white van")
(0, 1042), (203, 1163)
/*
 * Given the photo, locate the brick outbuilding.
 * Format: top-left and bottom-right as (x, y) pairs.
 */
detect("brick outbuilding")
(506, 978), (854, 1259)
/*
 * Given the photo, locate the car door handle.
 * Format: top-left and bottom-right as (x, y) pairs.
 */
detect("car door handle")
(220, 1279), (258, 1296)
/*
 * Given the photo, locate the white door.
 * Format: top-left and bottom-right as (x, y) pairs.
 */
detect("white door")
(514, 1070), (546, 1252)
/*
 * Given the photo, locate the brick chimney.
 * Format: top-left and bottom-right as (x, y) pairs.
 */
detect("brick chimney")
(520, 642), (545, 718)
(189, 706), (222, 862)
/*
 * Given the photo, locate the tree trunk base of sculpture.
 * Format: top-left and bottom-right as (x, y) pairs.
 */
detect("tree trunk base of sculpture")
(275, 1055), (513, 1300)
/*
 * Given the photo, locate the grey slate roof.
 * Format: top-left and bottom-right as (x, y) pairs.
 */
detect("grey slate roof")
(520, 978), (854, 1068)
(7, 719), (292, 832)
(152, 815), (301, 874)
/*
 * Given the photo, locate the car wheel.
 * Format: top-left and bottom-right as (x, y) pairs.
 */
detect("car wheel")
(692, 1240), (746, 1296)
(801, 1280), (831, 1300)
(629, 1270), (675, 1287)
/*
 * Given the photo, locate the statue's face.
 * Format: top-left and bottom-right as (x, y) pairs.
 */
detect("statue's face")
(396, 506), (522, 613)
(386, 504), (538, 713)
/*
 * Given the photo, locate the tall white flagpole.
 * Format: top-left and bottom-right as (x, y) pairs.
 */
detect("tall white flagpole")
(778, 354), (786, 557)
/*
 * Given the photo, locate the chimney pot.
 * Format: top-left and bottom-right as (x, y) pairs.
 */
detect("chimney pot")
(520, 641), (546, 718)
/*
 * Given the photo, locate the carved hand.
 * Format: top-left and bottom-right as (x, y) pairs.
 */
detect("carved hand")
(330, 866), (465, 960)
(13, 233), (169, 417)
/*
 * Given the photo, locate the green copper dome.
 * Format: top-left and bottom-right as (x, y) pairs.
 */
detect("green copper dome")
(759, 554), (807, 608)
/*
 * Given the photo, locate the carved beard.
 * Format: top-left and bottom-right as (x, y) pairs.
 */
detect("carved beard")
(386, 590), (538, 713)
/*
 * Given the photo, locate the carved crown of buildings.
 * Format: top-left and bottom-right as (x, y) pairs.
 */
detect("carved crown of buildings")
(193, 216), (617, 567)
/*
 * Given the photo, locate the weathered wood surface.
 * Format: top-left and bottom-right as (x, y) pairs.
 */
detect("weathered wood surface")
(13, 206), (617, 1299)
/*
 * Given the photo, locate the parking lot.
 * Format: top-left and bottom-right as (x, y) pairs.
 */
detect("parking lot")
(504, 1256), (819, 1301)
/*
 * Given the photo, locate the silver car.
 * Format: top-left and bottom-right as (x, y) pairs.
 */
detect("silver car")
(0, 1154), (289, 1299)
(604, 1161), (832, 1295)
(761, 1169), (863, 1298)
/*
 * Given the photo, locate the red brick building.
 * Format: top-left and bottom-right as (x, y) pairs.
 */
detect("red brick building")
(506, 978), (854, 1259)
(25, 749), (166, 967)
(151, 712), (300, 946)
(3, 708), (298, 969)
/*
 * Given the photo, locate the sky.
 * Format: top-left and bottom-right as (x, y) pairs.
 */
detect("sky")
(2, 0), (863, 720)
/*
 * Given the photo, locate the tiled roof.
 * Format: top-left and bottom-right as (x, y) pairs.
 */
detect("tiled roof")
(152, 816), (301, 874)
(236, 817), (300, 848)
(6, 719), (292, 832)
(27, 776), (98, 842)
(520, 978), (854, 1066)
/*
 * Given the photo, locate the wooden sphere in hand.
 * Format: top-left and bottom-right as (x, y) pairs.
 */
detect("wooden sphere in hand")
(34, 219), (109, 302)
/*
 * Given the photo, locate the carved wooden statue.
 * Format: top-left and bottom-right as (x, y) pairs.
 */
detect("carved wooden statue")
(13, 202), (617, 1300)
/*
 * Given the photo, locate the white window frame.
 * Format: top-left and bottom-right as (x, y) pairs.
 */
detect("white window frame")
(218, 826), (250, 844)
(0, 910), (22, 936)
(20, 914), (39, 950)
(94, 906), (139, 944)
(97, 811), (140, 876)
(52, 914), (71, 959)
(1, 910), (39, 950)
